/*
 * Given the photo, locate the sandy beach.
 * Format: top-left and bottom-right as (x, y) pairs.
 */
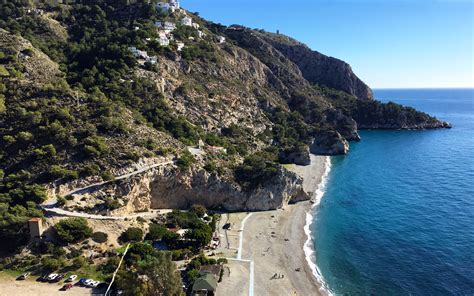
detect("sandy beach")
(239, 155), (329, 296)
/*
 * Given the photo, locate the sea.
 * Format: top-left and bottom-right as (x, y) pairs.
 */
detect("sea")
(310, 88), (474, 295)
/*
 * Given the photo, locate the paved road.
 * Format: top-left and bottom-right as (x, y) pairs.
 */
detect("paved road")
(42, 160), (175, 220)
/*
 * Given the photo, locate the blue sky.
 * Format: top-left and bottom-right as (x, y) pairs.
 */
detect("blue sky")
(181, 0), (473, 88)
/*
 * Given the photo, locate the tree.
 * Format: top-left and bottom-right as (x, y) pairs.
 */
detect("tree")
(116, 251), (184, 296)
(145, 223), (168, 241)
(120, 227), (143, 243)
(41, 257), (64, 272)
(92, 231), (108, 243)
(54, 217), (93, 244)
(185, 223), (212, 248)
(72, 256), (86, 269)
(189, 204), (207, 218)
(176, 151), (194, 170)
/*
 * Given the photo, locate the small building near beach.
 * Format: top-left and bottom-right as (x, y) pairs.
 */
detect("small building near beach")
(200, 265), (222, 277)
(191, 273), (217, 296)
(28, 217), (43, 239)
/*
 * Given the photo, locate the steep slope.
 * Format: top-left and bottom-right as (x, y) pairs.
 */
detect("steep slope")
(258, 31), (373, 100)
(0, 0), (451, 252)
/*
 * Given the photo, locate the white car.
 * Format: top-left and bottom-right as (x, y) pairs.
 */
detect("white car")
(66, 275), (77, 282)
(89, 281), (100, 288)
(84, 279), (94, 286)
(47, 273), (58, 281)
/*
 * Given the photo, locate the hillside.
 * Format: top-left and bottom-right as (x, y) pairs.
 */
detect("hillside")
(0, 0), (450, 253)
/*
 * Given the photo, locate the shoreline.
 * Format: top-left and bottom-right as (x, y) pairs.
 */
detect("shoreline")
(240, 155), (331, 295)
(302, 156), (333, 295)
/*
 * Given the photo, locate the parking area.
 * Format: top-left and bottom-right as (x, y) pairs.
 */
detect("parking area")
(0, 272), (106, 296)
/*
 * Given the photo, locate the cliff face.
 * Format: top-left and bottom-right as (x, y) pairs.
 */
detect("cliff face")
(61, 165), (309, 213)
(258, 32), (373, 100)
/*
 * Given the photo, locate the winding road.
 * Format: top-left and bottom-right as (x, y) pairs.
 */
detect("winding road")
(41, 160), (175, 220)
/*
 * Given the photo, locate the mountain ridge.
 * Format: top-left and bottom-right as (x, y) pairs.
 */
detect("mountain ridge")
(0, 0), (450, 251)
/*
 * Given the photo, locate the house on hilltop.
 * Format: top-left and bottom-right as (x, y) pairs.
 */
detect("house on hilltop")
(155, 21), (176, 33)
(181, 16), (193, 27)
(158, 34), (170, 46)
(156, 0), (180, 12)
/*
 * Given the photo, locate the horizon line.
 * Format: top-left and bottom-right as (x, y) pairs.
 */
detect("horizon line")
(372, 86), (474, 90)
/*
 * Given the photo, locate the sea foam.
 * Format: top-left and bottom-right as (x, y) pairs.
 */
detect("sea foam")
(303, 156), (334, 295)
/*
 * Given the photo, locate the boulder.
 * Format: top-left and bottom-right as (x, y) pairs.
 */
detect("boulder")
(278, 146), (311, 166)
(310, 130), (349, 155)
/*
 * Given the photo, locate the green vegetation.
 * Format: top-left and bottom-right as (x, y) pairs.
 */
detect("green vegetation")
(91, 231), (108, 243)
(145, 223), (169, 241)
(235, 148), (281, 190)
(116, 245), (184, 296)
(176, 151), (195, 170)
(120, 227), (144, 243)
(54, 217), (93, 244)
(189, 204), (207, 218)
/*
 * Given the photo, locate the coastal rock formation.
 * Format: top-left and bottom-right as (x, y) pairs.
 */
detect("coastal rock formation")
(278, 146), (311, 166)
(310, 130), (350, 155)
(110, 166), (309, 212)
(324, 108), (361, 141)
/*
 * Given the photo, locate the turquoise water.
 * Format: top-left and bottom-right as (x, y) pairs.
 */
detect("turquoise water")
(312, 89), (474, 295)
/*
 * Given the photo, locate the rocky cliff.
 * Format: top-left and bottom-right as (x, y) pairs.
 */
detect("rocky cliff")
(58, 164), (309, 213)
(0, 1), (450, 215)
(256, 31), (373, 100)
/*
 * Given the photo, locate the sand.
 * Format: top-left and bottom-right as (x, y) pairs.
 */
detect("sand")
(240, 155), (328, 296)
(0, 273), (98, 295)
(1, 155), (329, 295)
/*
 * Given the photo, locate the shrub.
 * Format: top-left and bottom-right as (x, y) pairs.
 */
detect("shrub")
(176, 151), (195, 170)
(189, 204), (207, 218)
(41, 257), (64, 272)
(92, 232), (108, 243)
(120, 227), (143, 243)
(145, 223), (168, 241)
(54, 218), (93, 244)
(72, 257), (86, 269)
(48, 165), (79, 180)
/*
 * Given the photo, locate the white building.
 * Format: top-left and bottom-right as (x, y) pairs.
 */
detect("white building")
(197, 30), (205, 39)
(181, 16), (193, 27)
(192, 23), (200, 29)
(217, 36), (226, 44)
(157, 0), (180, 13)
(176, 41), (185, 51)
(128, 46), (139, 56)
(164, 21), (176, 33)
(158, 35), (170, 46)
(128, 46), (149, 59)
(170, 0), (180, 10)
(147, 56), (157, 64)
(155, 21), (176, 34)
(156, 2), (170, 12)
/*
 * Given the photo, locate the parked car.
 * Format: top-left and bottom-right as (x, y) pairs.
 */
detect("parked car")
(83, 279), (94, 286)
(18, 273), (30, 280)
(89, 281), (100, 288)
(47, 273), (58, 281)
(79, 278), (87, 285)
(66, 275), (77, 282)
(62, 283), (73, 291)
(54, 274), (64, 282)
